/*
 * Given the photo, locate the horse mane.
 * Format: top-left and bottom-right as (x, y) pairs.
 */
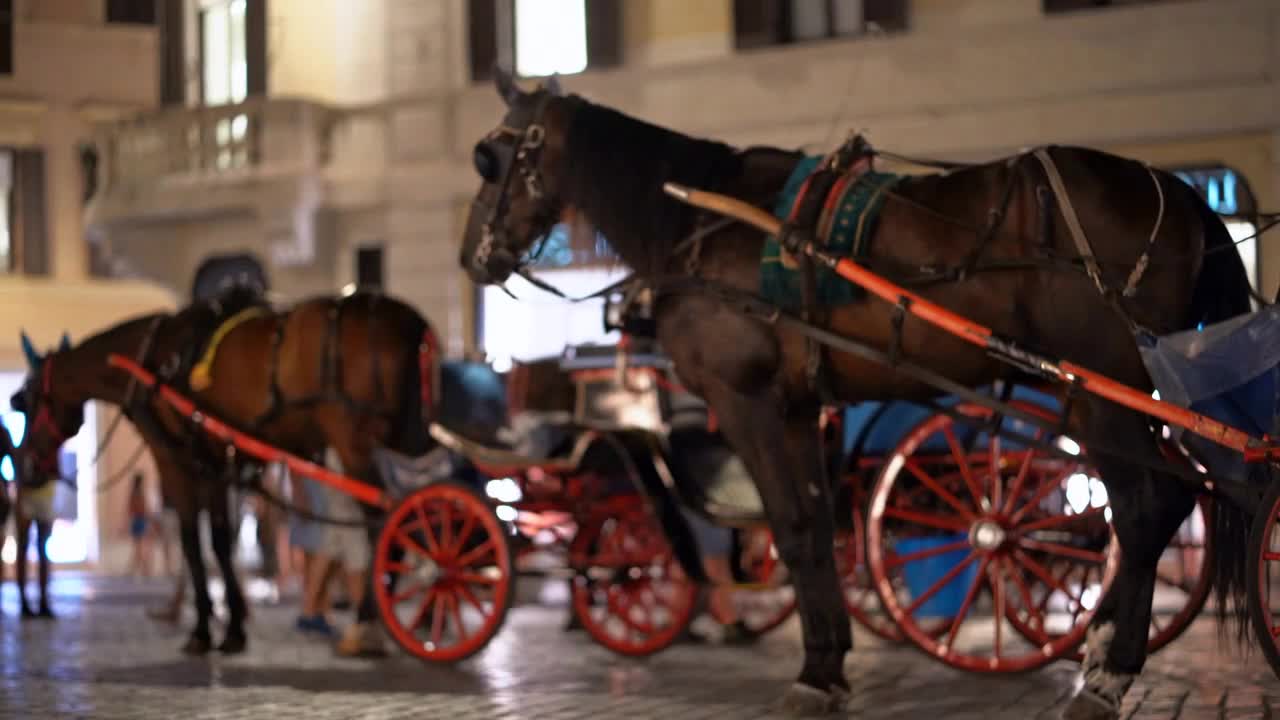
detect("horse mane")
(559, 98), (746, 276)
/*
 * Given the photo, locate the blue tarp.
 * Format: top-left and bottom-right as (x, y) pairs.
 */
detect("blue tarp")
(1138, 305), (1280, 483)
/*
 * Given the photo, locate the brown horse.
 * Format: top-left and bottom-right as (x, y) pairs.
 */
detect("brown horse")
(459, 73), (1252, 718)
(12, 287), (436, 656)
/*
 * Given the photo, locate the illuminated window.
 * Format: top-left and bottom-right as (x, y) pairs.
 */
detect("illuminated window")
(515, 0), (587, 77)
(1171, 167), (1261, 296)
(201, 0), (251, 169)
(0, 150), (11, 273)
(468, 0), (621, 81)
(734, 0), (908, 50)
(476, 221), (625, 371)
(479, 266), (629, 373)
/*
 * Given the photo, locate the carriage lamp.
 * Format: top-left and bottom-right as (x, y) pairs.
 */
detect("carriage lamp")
(486, 477), (523, 503)
(1056, 436), (1081, 456)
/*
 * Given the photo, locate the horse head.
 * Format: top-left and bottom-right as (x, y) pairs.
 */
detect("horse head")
(12, 329), (83, 479)
(459, 66), (574, 285)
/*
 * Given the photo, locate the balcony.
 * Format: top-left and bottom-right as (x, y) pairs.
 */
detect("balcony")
(87, 97), (389, 229)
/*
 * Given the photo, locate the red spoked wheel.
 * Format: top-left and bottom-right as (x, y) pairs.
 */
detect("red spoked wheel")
(867, 402), (1118, 672)
(1246, 471), (1280, 678)
(373, 481), (513, 663)
(570, 501), (699, 656)
(1003, 469), (1212, 657)
(716, 528), (796, 636)
(841, 484), (953, 642)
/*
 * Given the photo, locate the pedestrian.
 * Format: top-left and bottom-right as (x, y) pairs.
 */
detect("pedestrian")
(126, 473), (151, 577)
(290, 461), (336, 637)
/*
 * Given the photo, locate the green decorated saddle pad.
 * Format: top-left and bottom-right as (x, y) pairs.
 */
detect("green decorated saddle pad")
(761, 155), (902, 310)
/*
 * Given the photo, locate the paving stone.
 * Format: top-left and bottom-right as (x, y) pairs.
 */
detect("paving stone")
(0, 575), (1278, 718)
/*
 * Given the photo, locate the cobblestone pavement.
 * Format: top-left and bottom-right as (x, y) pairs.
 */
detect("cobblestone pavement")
(0, 574), (1276, 719)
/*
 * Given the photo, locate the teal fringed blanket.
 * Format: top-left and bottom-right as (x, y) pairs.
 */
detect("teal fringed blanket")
(761, 156), (902, 310)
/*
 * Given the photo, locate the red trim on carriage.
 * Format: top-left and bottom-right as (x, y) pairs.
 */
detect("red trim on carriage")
(419, 327), (439, 416)
(106, 353), (391, 509)
(822, 254), (1266, 455)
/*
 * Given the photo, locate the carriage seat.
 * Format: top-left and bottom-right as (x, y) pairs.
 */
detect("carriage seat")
(428, 422), (597, 474)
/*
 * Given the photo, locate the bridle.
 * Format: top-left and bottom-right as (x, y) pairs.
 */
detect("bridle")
(469, 92), (561, 281)
(21, 317), (164, 478)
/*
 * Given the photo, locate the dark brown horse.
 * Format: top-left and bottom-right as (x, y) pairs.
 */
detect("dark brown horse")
(459, 73), (1251, 718)
(12, 287), (436, 656)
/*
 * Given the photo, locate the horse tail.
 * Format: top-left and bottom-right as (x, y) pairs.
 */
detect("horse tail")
(392, 308), (435, 458)
(1185, 185), (1251, 329)
(1181, 185), (1255, 644)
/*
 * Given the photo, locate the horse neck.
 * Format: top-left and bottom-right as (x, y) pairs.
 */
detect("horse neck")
(557, 100), (756, 277)
(56, 316), (162, 407)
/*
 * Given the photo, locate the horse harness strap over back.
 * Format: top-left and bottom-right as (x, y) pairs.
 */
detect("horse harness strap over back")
(1032, 147), (1165, 300)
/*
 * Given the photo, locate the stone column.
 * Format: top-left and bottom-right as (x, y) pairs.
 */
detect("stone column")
(46, 107), (88, 282)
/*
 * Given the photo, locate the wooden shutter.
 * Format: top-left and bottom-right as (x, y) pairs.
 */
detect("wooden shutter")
(468, 0), (499, 82)
(863, 0), (909, 32)
(106, 0), (159, 24)
(0, 0), (12, 75)
(158, 0), (185, 105)
(356, 245), (384, 289)
(14, 150), (48, 277)
(246, 0), (267, 96)
(585, 0), (622, 69)
(734, 0), (784, 49)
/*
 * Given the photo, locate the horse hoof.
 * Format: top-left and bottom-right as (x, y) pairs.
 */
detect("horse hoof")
(773, 682), (843, 717)
(218, 632), (247, 655)
(181, 634), (212, 656)
(1062, 690), (1120, 720)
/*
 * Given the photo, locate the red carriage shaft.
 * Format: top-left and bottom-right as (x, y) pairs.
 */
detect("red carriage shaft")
(661, 182), (1271, 459)
(107, 353), (391, 509)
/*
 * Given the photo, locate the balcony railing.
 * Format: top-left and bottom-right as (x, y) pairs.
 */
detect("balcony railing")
(93, 97), (387, 191)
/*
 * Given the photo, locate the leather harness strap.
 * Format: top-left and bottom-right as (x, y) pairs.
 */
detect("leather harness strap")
(1033, 147), (1108, 296)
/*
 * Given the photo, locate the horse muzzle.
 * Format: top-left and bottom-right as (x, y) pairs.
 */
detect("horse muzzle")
(469, 226), (520, 285)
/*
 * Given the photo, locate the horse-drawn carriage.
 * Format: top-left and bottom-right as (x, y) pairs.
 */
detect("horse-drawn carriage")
(365, 282), (1214, 672)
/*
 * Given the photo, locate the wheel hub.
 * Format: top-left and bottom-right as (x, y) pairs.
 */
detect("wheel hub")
(412, 556), (442, 587)
(969, 519), (1007, 552)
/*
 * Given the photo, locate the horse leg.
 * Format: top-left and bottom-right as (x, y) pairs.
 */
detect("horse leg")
(208, 486), (248, 653)
(15, 514), (32, 617)
(1064, 408), (1197, 720)
(176, 502), (215, 655)
(707, 387), (850, 716)
(35, 519), (53, 617)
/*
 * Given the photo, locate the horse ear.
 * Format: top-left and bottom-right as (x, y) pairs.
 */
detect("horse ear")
(19, 330), (40, 369)
(58, 332), (71, 352)
(544, 73), (563, 97)
(493, 65), (522, 106)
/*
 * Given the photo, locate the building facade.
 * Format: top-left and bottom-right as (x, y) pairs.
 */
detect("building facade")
(0, 0), (176, 573)
(88, 0), (1279, 366)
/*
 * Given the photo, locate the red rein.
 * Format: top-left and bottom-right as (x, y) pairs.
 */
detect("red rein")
(106, 354), (390, 509)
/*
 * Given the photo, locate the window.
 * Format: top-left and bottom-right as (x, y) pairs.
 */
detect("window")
(1044, 0), (1184, 13)
(12, 149), (47, 276)
(201, 0), (248, 107)
(356, 245), (384, 290)
(0, 150), (11, 273)
(199, 0), (266, 168)
(1171, 166), (1260, 295)
(106, 0), (158, 25)
(479, 267), (630, 372)
(475, 221), (622, 371)
(0, 0), (12, 75)
(468, 0), (621, 81)
(734, 0), (907, 50)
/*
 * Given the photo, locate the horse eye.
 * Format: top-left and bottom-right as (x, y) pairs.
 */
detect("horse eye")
(473, 143), (499, 183)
